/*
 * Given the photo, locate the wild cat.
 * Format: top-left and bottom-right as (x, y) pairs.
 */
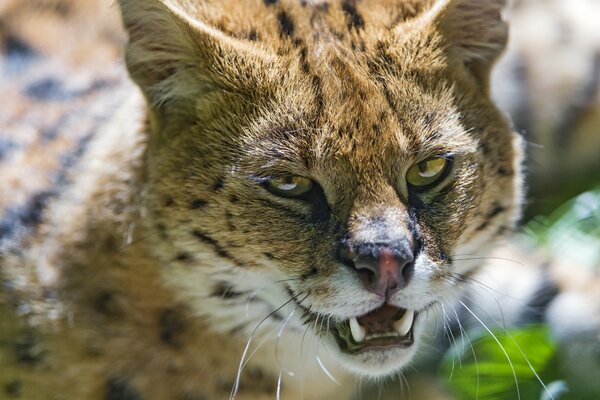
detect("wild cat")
(1, 0), (599, 399)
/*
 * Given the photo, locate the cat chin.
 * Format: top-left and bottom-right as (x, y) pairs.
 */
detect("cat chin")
(323, 319), (425, 378)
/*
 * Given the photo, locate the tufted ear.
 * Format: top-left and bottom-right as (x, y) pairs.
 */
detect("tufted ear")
(420, 0), (509, 83)
(117, 0), (272, 109)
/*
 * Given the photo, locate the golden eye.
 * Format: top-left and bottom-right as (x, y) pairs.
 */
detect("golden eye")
(406, 157), (450, 188)
(266, 175), (314, 198)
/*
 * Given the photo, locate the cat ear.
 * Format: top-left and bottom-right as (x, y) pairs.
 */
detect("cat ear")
(117, 0), (271, 107)
(420, 0), (509, 81)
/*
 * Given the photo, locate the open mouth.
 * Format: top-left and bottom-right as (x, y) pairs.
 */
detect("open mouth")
(333, 304), (417, 354)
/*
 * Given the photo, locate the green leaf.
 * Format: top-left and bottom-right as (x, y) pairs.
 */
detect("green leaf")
(441, 325), (558, 400)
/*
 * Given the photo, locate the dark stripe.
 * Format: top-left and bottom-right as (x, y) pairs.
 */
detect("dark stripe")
(190, 230), (241, 265)
(264, 0), (278, 5)
(0, 133), (94, 248)
(475, 203), (506, 231)
(256, 198), (308, 221)
(518, 271), (559, 325)
(211, 282), (244, 299)
(0, 81), (126, 250)
(24, 78), (111, 102)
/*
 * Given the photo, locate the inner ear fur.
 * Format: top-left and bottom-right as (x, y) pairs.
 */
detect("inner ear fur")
(118, 0), (274, 108)
(417, 0), (509, 85)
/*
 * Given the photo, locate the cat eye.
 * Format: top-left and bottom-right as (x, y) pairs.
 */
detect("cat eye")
(266, 175), (314, 198)
(406, 156), (451, 189)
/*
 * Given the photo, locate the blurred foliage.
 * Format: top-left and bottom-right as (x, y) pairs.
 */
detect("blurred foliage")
(441, 325), (568, 400)
(524, 185), (600, 271)
(441, 186), (600, 400)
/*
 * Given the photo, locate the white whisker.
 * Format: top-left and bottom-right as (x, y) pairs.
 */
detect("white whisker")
(459, 300), (521, 400)
(316, 354), (341, 386)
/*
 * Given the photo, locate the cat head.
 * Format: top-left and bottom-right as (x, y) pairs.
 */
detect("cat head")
(119, 0), (522, 377)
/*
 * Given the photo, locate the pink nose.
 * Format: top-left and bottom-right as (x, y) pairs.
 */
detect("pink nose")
(346, 245), (414, 297)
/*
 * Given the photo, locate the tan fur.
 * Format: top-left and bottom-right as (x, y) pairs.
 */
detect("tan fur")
(1, 0), (599, 399)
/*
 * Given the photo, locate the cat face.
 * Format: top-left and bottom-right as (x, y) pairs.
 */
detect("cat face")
(120, 0), (521, 376)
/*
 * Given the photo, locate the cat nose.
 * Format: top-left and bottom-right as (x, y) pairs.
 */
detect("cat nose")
(340, 243), (415, 297)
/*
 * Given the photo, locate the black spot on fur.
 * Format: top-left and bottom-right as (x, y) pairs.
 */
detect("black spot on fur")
(4, 380), (22, 397)
(497, 167), (513, 177)
(164, 196), (175, 207)
(106, 377), (142, 400)
(3, 34), (38, 74)
(156, 223), (168, 240)
(225, 211), (236, 231)
(211, 282), (243, 299)
(213, 177), (224, 191)
(317, 2), (330, 12)
(175, 252), (193, 262)
(264, 0), (278, 5)
(0, 191), (51, 242)
(247, 29), (259, 41)
(301, 266), (319, 279)
(229, 195), (239, 203)
(159, 308), (187, 347)
(264, 252), (276, 260)
(277, 11), (295, 37)
(190, 199), (208, 209)
(14, 332), (44, 364)
(341, 0), (364, 29)
(24, 78), (69, 101)
(93, 291), (122, 316)
(4, 34), (37, 59)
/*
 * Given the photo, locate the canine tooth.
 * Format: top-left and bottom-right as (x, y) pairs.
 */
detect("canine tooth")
(349, 317), (366, 342)
(393, 310), (414, 336)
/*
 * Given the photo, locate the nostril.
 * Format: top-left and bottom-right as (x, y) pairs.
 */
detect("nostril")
(401, 261), (415, 285)
(355, 265), (377, 285)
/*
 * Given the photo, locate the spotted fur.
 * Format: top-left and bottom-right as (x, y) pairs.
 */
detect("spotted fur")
(0, 0), (599, 399)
